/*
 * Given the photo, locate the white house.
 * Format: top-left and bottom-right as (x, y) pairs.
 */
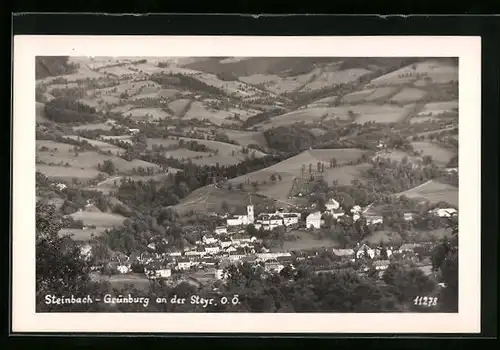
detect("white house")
(215, 269), (227, 280)
(264, 261), (285, 273)
(168, 251), (182, 257)
(430, 208), (458, 218)
(205, 245), (220, 254)
(306, 211), (322, 229)
(398, 243), (422, 254)
(228, 251), (246, 262)
(156, 268), (172, 278)
(220, 237), (233, 248)
(55, 183), (67, 191)
(225, 246), (237, 253)
(366, 215), (383, 226)
(332, 248), (355, 260)
(117, 265), (130, 274)
(282, 214), (300, 226)
(329, 208), (345, 220)
(356, 244), (375, 259)
(373, 260), (390, 271)
(404, 213), (416, 221)
(325, 198), (340, 211)
(202, 234), (218, 245)
(177, 259), (193, 270)
(185, 250), (203, 257)
(214, 226), (228, 235)
(256, 252), (292, 261)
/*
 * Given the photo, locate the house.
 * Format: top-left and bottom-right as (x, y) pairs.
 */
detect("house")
(80, 244), (92, 260)
(117, 265), (130, 274)
(220, 237), (233, 248)
(205, 245), (220, 254)
(228, 251), (246, 262)
(404, 213), (416, 221)
(374, 247), (393, 258)
(215, 226), (228, 235)
(282, 214), (300, 227)
(373, 260), (390, 270)
(55, 183), (67, 191)
(398, 243), (422, 254)
(325, 198), (340, 211)
(168, 251), (182, 257)
(156, 268), (171, 278)
(177, 258), (193, 270)
(128, 128), (140, 134)
(202, 234), (218, 245)
(185, 250), (202, 257)
(306, 211), (322, 229)
(356, 244), (375, 259)
(332, 248), (355, 260)
(225, 246), (237, 253)
(232, 236), (257, 245)
(366, 215), (383, 225)
(215, 269), (227, 280)
(330, 208), (345, 220)
(264, 260), (285, 273)
(429, 208), (458, 218)
(256, 251), (292, 262)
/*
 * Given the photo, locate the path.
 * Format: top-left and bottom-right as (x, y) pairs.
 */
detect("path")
(96, 176), (122, 187)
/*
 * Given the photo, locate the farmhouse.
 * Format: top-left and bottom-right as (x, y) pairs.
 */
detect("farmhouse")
(398, 243), (422, 253)
(306, 211), (322, 229)
(404, 213), (416, 221)
(332, 248), (355, 260)
(429, 208), (458, 217)
(177, 258), (193, 270)
(214, 226), (228, 235)
(202, 234), (218, 245)
(264, 260), (285, 273)
(256, 251), (292, 261)
(356, 244), (376, 259)
(373, 260), (390, 271)
(205, 245), (221, 254)
(325, 198), (340, 211)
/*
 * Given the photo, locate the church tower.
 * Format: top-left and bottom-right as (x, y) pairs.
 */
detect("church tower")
(247, 205), (255, 224)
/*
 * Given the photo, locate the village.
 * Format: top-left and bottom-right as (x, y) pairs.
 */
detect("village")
(83, 196), (458, 288)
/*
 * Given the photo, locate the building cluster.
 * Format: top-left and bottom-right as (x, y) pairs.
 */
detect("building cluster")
(226, 205), (301, 231)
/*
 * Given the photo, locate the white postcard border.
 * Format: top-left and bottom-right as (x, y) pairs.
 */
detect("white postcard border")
(12, 35), (481, 333)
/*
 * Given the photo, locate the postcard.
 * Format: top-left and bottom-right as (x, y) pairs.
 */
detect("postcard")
(12, 35), (481, 333)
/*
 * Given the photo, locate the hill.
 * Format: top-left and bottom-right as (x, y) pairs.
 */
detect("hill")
(394, 180), (458, 207)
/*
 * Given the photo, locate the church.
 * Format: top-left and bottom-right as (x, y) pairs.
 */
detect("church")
(227, 205), (255, 226)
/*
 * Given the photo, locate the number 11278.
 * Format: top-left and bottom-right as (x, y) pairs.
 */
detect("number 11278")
(413, 296), (438, 307)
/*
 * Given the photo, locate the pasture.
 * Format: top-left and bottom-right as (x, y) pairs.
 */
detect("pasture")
(59, 227), (108, 241)
(418, 101), (458, 116)
(280, 230), (339, 251)
(63, 135), (126, 155)
(351, 103), (415, 124)
(173, 185), (276, 215)
(411, 141), (456, 166)
(394, 180), (458, 207)
(372, 149), (423, 164)
(168, 99), (191, 116)
(123, 108), (172, 121)
(224, 130), (268, 148)
(341, 87), (399, 104)
(73, 123), (113, 132)
(300, 68), (372, 92)
(69, 211), (126, 227)
(370, 59), (458, 86)
(227, 149), (369, 201)
(90, 273), (151, 292)
(389, 88), (427, 103)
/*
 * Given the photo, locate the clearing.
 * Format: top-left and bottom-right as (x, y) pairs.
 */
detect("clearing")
(418, 101), (458, 116)
(63, 135), (126, 155)
(72, 123), (113, 132)
(280, 230), (339, 251)
(389, 88), (427, 103)
(123, 108), (172, 121)
(411, 141), (456, 166)
(59, 227), (108, 241)
(224, 130), (268, 148)
(300, 68), (372, 92)
(370, 59), (458, 86)
(394, 180), (458, 207)
(68, 211), (126, 227)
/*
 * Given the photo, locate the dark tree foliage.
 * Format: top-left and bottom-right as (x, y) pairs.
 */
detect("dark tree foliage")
(44, 98), (99, 123)
(36, 56), (79, 79)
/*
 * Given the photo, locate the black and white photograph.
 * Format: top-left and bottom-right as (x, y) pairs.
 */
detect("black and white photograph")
(13, 36), (481, 333)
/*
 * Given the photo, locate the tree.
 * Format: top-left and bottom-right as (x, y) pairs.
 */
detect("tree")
(100, 160), (116, 175)
(330, 158), (337, 168)
(36, 202), (102, 311)
(380, 246), (388, 259)
(221, 200), (229, 213)
(270, 173), (277, 182)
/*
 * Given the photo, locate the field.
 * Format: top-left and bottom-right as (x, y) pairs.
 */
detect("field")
(362, 228), (452, 246)
(99, 135), (134, 145)
(90, 273), (151, 292)
(69, 211), (126, 227)
(183, 101), (260, 125)
(90, 172), (180, 194)
(351, 104), (415, 124)
(300, 68), (372, 92)
(36, 140), (161, 179)
(123, 108), (172, 121)
(411, 141), (456, 166)
(372, 149), (423, 164)
(63, 135), (126, 155)
(224, 130), (268, 148)
(227, 149), (369, 201)
(172, 185), (276, 215)
(168, 99), (191, 116)
(239, 74), (304, 94)
(389, 88), (427, 103)
(279, 230), (339, 251)
(59, 227), (108, 241)
(72, 123), (113, 132)
(192, 73), (267, 99)
(418, 101), (458, 116)
(370, 59), (458, 86)
(394, 180), (458, 207)
(258, 106), (351, 128)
